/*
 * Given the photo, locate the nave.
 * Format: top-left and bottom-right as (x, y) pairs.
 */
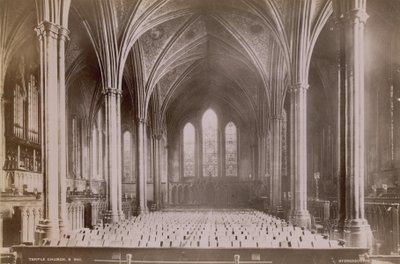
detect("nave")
(52, 210), (341, 249)
(1, 0), (400, 263)
(12, 209), (370, 264)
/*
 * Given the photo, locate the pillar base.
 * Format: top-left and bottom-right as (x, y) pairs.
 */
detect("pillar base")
(330, 222), (345, 241)
(136, 206), (148, 215)
(274, 205), (285, 219)
(119, 210), (125, 220)
(344, 219), (372, 248)
(35, 219), (59, 246)
(289, 210), (311, 229)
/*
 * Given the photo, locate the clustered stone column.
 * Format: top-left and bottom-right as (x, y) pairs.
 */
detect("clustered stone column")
(153, 134), (162, 209)
(270, 116), (283, 215)
(289, 83), (310, 228)
(35, 21), (62, 242)
(0, 94), (5, 192)
(257, 133), (268, 182)
(334, 0), (372, 248)
(137, 119), (148, 213)
(116, 92), (123, 218)
(58, 26), (70, 234)
(104, 88), (123, 223)
(97, 113), (104, 180)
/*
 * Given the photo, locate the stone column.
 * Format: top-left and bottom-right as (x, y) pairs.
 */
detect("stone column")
(88, 133), (93, 190)
(153, 134), (162, 210)
(334, 0), (371, 248)
(28, 207), (35, 243)
(136, 119), (148, 213)
(0, 93), (5, 192)
(91, 127), (97, 181)
(104, 88), (122, 223)
(289, 83), (310, 228)
(103, 103), (109, 203)
(97, 114), (103, 181)
(334, 3), (346, 237)
(116, 93), (123, 218)
(258, 134), (267, 182)
(219, 128), (224, 178)
(58, 26), (69, 234)
(0, 216), (3, 247)
(271, 116), (283, 215)
(21, 207), (29, 243)
(35, 21), (61, 242)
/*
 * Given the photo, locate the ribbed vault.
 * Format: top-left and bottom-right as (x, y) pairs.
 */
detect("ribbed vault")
(63, 0), (335, 132)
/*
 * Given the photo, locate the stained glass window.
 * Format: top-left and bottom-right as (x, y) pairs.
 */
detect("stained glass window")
(202, 109), (218, 177)
(183, 123), (195, 177)
(225, 122), (238, 176)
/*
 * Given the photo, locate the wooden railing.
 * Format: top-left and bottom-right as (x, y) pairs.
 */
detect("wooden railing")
(306, 198), (400, 254)
(365, 201), (399, 254)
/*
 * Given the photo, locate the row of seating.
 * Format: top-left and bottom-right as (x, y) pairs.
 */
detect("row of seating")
(51, 210), (343, 249)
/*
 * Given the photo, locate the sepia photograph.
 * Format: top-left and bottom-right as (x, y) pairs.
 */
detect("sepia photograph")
(0, 0), (399, 263)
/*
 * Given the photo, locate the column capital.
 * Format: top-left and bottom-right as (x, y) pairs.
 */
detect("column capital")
(58, 26), (70, 41)
(137, 117), (147, 124)
(103, 87), (122, 96)
(152, 134), (162, 140)
(271, 115), (284, 121)
(344, 9), (368, 24)
(290, 83), (309, 92)
(35, 21), (59, 39)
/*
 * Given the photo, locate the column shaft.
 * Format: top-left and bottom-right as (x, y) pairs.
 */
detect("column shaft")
(21, 208), (28, 243)
(97, 113), (103, 180)
(116, 94), (123, 217)
(35, 21), (60, 241)
(0, 93), (5, 192)
(104, 89), (121, 222)
(334, 0), (371, 247)
(289, 84), (310, 228)
(0, 216), (3, 247)
(153, 135), (161, 209)
(271, 117), (283, 214)
(137, 120), (148, 213)
(58, 27), (69, 234)
(335, 10), (347, 235)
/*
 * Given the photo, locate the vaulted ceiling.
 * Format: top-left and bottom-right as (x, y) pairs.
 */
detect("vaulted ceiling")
(2, 0), (399, 135)
(64, 0), (334, 132)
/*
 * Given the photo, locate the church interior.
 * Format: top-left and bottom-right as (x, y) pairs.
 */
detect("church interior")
(0, 0), (399, 263)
